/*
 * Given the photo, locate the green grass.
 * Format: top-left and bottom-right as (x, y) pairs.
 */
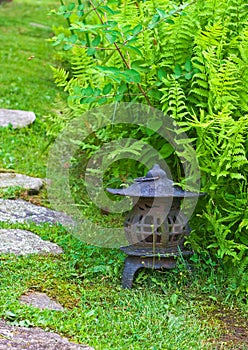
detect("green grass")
(1, 222), (248, 350)
(0, 0), (60, 113)
(0, 222), (224, 350)
(0, 0), (63, 177)
(0, 1), (248, 350)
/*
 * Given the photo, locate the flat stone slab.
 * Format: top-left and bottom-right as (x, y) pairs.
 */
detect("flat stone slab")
(0, 320), (94, 350)
(29, 22), (51, 30)
(0, 109), (36, 128)
(0, 229), (63, 255)
(0, 173), (44, 194)
(19, 292), (64, 311)
(0, 199), (74, 226)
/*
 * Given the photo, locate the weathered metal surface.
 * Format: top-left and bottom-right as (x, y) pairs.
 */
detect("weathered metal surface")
(107, 164), (201, 198)
(124, 197), (190, 248)
(120, 245), (193, 257)
(107, 164), (204, 288)
(122, 256), (177, 289)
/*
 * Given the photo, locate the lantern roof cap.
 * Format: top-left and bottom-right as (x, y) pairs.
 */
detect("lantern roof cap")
(107, 164), (202, 198)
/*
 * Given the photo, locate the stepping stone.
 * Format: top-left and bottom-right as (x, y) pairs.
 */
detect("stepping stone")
(0, 109), (36, 128)
(19, 292), (64, 311)
(0, 229), (63, 255)
(0, 173), (44, 194)
(0, 320), (94, 349)
(0, 199), (75, 226)
(29, 22), (51, 30)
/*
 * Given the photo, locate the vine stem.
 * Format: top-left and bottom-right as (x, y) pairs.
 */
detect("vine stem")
(59, 0), (74, 35)
(88, 0), (152, 106)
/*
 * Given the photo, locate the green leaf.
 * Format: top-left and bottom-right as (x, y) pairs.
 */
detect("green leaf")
(185, 72), (193, 80)
(82, 86), (93, 96)
(105, 20), (118, 28)
(159, 143), (174, 158)
(148, 89), (162, 100)
(131, 60), (150, 72)
(95, 66), (122, 82)
(63, 12), (71, 19)
(63, 43), (73, 51)
(87, 47), (96, 56)
(239, 235), (248, 245)
(73, 86), (81, 95)
(132, 24), (142, 36)
(158, 67), (166, 81)
(77, 4), (84, 11)
(185, 59), (192, 73)
(80, 96), (96, 104)
(106, 33), (116, 44)
(52, 33), (65, 46)
(157, 8), (166, 19)
(170, 293), (178, 306)
(173, 64), (182, 79)
(92, 35), (101, 47)
(114, 93), (123, 102)
(165, 19), (174, 24)
(107, 0), (119, 4)
(124, 45), (142, 56)
(118, 82), (127, 94)
(58, 5), (67, 13)
(5, 311), (17, 319)
(122, 24), (132, 35)
(68, 34), (78, 44)
(100, 5), (120, 15)
(148, 14), (160, 29)
(103, 83), (113, 95)
(122, 69), (141, 83)
(93, 88), (101, 97)
(97, 97), (108, 104)
(68, 3), (76, 11)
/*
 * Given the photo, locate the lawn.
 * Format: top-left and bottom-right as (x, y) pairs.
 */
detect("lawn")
(0, 1), (247, 349)
(0, 0), (64, 177)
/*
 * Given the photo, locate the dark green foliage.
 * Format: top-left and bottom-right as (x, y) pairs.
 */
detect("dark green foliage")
(51, 0), (248, 296)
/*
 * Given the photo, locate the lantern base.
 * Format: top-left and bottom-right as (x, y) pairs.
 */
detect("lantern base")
(120, 245), (193, 289)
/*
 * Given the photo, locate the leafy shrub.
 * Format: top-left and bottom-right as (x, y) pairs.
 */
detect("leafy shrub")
(50, 0), (248, 295)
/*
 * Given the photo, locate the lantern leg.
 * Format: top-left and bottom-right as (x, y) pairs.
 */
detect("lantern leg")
(122, 256), (144, 289)
(122, 256), (178, 289)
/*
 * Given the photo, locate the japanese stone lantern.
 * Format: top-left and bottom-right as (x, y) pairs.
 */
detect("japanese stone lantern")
(107, 164), (202, 288)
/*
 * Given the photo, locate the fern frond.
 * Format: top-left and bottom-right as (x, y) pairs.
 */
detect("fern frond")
(160, 77), (190, 121)
(51, 66), (69, 88)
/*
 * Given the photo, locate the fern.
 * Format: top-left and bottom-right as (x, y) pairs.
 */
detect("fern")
(204, 50), (241, 112)
(189, 47), (209, 108)
(237, 29), (248, 112)
(51, 0), (248, 296)
(190, 108), (248, 183)
(194, 21), (226, 51)
(224, 0), (248, 38)
(51, 66), (70, 88)
(194, 0), (228, 26)
(160, 77), (189, 121)
(161, 14), (198, 69)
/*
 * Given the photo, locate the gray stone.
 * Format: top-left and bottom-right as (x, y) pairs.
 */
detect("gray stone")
(0, 199), (75, 226)
(0, 320), (94, 350)
(0, 109), (36, 128)
(0, 173), (44, 194)
(0, 229), (63, 255)
(19, 292), (64, 311)
(29, 22), (51, 30)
